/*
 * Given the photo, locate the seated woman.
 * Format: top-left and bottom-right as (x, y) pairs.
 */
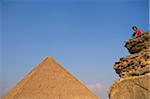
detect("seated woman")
(132, 26), (142, 37)
(125, 26), (142, 43)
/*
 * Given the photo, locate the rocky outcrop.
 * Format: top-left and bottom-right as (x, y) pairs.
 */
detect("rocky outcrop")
(109, 31), (150, 99)
(125, 31), (149, 54)
(109, 74), (150, 99)
(114, 49), (150, 78)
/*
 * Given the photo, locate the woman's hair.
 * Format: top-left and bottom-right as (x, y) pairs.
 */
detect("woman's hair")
(132, 26), (138, 30)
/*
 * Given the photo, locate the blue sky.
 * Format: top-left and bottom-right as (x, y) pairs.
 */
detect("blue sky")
(0, 0), (149, 98)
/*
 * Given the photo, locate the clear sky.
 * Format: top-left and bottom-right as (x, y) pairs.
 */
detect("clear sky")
(0, 0), (149, 98)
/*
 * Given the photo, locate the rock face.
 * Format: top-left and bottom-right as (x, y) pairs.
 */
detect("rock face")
(3, 57), (98, 99)
(109, 31), (150, 99)
(109, 74), (150, 99)
(125, 32), (149, 54)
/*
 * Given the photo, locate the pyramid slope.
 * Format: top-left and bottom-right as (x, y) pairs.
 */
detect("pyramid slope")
(3, 57), (98, 99)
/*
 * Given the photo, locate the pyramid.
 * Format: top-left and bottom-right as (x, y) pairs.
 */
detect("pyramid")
(3, 57), (98, 99)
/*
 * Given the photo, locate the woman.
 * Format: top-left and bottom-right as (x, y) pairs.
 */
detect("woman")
(125, 26), (142, 43)
(132, 26), (142, 37)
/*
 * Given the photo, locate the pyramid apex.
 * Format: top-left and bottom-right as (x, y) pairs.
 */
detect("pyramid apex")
(44, 56), (53, 60)
(36, 56), (56, 67)
(43, 56), (55, 62)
